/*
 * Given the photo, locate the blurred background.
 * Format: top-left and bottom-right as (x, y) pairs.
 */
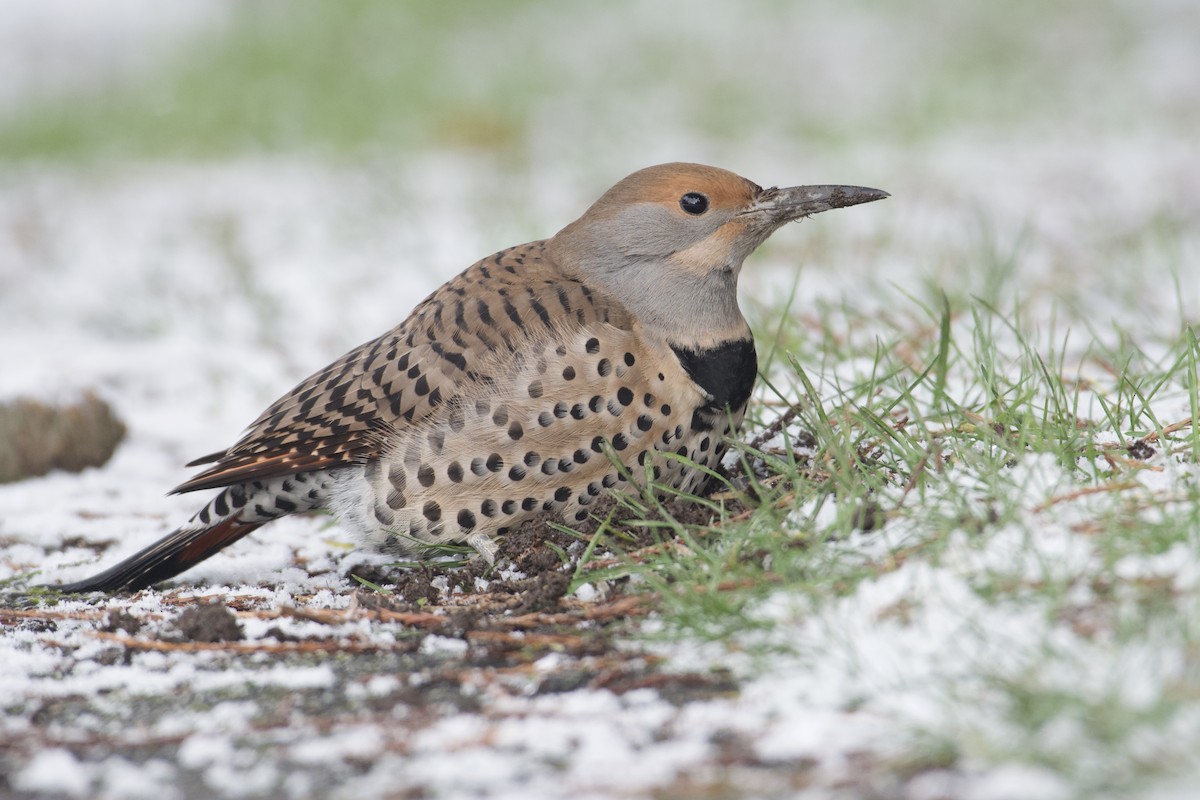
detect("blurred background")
(0, 0), (1197, 505)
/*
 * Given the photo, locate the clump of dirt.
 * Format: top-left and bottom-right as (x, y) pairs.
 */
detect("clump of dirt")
(389, 567), (442, 607)
(507, 571), (572, 615)
(851, 498), (887, 532)
(102, 609), (142, 635)
(499, 514), (578, 575)
(597, 668), (740, 705)
(341, 561), (391, 588)
(170, 601), (243, 642)
(15, 617), (57, 633)
(262, 626), (300, 643)
(0, 392), (126, 484)
(350, 586), (422, 615)
(1126, 439), (1155, 460)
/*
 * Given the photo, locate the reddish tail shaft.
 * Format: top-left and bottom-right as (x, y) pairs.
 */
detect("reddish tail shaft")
(51, 517), (264, 593)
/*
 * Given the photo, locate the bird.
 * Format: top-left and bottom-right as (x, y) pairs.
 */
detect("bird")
(51, 163), (887, 593)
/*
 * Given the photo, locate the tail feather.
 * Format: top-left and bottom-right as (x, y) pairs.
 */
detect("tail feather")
(49, 469), (344, 593)
(50, 517), (265, 593)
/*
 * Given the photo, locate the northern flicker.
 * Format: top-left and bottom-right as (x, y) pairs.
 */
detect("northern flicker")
(52, 163), (887, 593)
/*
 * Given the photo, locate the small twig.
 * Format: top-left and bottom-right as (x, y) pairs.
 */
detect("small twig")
(1101, 451), (1164, 473)
(1142, 416), (1195, 444)
(85, 631), (403, 655)
(747, 403), (805, 452)
(499, 595), (650, 628)
(1034, 481), (1141, 512)
(721, 403), (810, 486)
(894, 443), (937, 510)
(373, 608), (467, 628)
(579, 538), (695, 572)
(465, 630), (585, 650)
(0, 607), (117, 623)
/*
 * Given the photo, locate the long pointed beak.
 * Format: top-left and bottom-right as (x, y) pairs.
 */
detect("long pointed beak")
(745, 184), (890, 223)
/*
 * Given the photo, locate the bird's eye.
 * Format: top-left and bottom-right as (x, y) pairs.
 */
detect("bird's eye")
(679, 192), (709, 215)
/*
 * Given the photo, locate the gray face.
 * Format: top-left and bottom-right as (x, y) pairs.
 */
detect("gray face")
(609, 199), (735, 259)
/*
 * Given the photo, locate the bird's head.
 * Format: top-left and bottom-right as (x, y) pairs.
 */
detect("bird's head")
(548, 163), (887, 342)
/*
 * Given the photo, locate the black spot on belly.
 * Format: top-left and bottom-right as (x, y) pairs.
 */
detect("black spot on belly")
(671, 339), (757, 411)
(417, 464), (435, 487)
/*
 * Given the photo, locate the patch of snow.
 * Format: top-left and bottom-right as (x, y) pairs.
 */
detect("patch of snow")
(290, 726), (385, 765)
(965, 763), (1072, 800)
(419, 634), (469, 657)
(12, 748), (92, 798)
(98, 758), (182, 800)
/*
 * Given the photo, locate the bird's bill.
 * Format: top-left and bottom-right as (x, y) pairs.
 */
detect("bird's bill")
(745, 184), (890, 222)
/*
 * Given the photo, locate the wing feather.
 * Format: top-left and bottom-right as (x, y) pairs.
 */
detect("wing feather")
(172, 245), (633, 494)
